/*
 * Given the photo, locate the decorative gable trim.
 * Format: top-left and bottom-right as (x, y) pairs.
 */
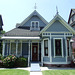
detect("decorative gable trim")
(40, 14), (75, 34)
(16, 10), (48, 27)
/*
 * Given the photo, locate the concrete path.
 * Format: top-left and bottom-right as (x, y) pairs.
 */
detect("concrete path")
(30, 72), (42, 75)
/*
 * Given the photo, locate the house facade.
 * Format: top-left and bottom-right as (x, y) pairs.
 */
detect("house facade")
(2, 10), (75, 66)
(68, 9), (75, 59)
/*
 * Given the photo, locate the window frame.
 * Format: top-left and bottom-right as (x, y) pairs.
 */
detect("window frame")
(43, 38), (49, 57)
(54, 38), (63, 58)
(31, 21), (39, 29)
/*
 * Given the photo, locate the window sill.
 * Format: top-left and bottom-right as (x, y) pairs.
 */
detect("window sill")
(54, 56), (64, 58)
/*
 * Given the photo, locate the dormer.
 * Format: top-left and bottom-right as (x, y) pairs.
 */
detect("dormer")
(30, 21), (40, 30)
(16, 10), (48, 31)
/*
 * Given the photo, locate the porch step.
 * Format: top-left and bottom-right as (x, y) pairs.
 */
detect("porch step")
(30, 63), (41, 72)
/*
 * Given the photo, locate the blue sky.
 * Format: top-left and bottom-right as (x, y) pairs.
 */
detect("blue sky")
(0, 0), (75, 32)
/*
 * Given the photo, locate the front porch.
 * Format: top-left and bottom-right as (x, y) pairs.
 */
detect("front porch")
(2, 39), (41, 66)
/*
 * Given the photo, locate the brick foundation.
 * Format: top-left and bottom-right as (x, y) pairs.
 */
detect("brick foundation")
(43, 63), (74, 67)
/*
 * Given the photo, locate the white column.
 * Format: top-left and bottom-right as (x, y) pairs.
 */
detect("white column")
(28, 40), (30, 67)
(69, 39), (71, 57)
(65, 38), (68, 63)
(2, 40), (5, 57)
(16, 41), (18, 56)
(41, 40), (44, 66)
(50, 33), (52, 62)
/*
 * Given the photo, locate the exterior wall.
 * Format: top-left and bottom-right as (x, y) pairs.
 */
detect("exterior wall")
(46, 20), (70, 32)
(22, 16), (46, 28)
(42, 33), (72, 65)
(43, 57), (50, 62)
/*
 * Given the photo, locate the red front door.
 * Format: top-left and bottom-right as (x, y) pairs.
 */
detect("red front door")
(32, 43), (38, 61)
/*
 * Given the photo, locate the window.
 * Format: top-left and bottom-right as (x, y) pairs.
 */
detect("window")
(11, 43), (16, 55)
(44, 40), (48, 56)
(31, 21), (39, 29)
(54, 38), (63, 57)
(17, 43), (21, 56)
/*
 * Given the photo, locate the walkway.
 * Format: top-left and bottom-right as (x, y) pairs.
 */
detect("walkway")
(30, 63), (42, 75)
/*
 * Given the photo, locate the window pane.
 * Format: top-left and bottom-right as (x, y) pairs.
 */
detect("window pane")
(11, 43), (16, 55)
(32, 22), (34, 28)
(55, 39), (62, 56)
(36, 22), (38, 28)
(44, 40), (48, 56)
(67, 40), (69, 56)
(17, 43), (21, 56)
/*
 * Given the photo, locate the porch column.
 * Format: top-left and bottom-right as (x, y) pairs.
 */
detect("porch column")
(16, 41), (18, 56)
(65, 38), (68, 63)
(41, 40), (44, 66)
(69, 39), (71, 57)
(3, 40), (5, 57)
(28, 40), (30, 67)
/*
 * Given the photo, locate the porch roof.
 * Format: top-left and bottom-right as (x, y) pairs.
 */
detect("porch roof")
(4, 28), (40, 37)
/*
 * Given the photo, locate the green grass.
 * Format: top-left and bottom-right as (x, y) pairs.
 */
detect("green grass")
(42, 70), (75, 75)
(0, 69), (29, 75)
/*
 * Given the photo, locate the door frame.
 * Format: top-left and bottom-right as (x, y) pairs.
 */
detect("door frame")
(31, 42), (39, 61)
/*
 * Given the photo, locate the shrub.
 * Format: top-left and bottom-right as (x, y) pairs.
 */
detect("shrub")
(3, 55), (17, 68)
(0, 54), (4, 60)
(15, 57), (28, 67)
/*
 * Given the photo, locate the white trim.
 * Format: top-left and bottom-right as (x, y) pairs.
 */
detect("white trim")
(53, 38), (64, 58)
(16, 41), (18, 56)
(2, 40), (5, 56)
(41, 41), (43, 66)
(2, 36), (40, 40)
(31, 21), (39, 27)
(50, 33), (52, 62)
(43, 38), (49, 57)
(10, 41), (11, 55)
(69, 39), (71, 57)
(40, 14), (75, 34)
(28, 40), (30, 67)
(65, 38), (68, 63)
(7, 43), (8, 56)
(21, 41), (22, 56)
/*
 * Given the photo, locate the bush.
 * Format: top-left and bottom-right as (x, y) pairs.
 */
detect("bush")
(0, 54), (4, 60)
(15, 57), (28, 67)
(3, 55), (17, 68)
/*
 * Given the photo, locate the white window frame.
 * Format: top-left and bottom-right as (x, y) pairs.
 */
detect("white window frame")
(54, 38), (64, 58)
(43, 38), (49, 57)
(31, 21), (39, 29)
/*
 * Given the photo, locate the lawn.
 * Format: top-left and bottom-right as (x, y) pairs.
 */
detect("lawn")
(42, 70), (75, 75)
(0, 69), (29, 75)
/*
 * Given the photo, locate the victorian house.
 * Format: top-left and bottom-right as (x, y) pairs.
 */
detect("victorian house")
(2, 10), (75, 66)
(68, 9), (75, 59)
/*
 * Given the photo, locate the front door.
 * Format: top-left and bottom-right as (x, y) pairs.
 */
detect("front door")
(32, 43), (38, 61)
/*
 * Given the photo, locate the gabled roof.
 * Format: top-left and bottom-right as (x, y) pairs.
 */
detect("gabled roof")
(40, 14), (75, 34)
(4, 28), (40, 37)
(16, 10), (48, 27)
(68, 9), (75, 24)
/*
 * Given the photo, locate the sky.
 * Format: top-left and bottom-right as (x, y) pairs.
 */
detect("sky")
(0, 0), (75, 32)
